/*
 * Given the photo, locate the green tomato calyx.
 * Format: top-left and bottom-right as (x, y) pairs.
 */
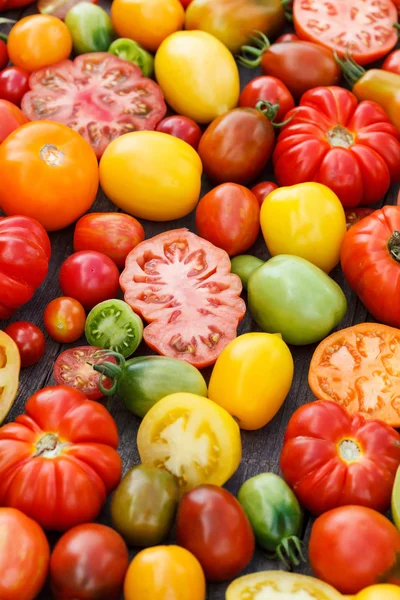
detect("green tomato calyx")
(238, 30), (270, 69)
(91, 350), (126, 395)
(272, 535), (306, 571)
(388, 231), (400, 262)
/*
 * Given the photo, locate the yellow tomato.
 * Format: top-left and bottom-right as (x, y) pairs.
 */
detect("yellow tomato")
(137, 392), (241, 495)
(99, 131), (202, 221)
(208, 332), (293, 430)
(155, 31), (240, 123)
(7, 15), (72, 73)
(260, 182), (347, 273)
(124, 546), (206, 600)
(111, 0), (184, 53)
(0, 331), (20, 425)
(354, 585), (400, 600)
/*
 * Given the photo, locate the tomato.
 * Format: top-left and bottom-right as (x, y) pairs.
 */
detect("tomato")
(0, 331), (20, 426)
(65, 3), (114, 55)
(261, 183), (347, 273)
(293, 0), (398, 66)
(276, 33), (299, 42)
(341, 206), (400, 327)
(156, 115), (202, 150)
(137, 392), (241, 494)
(0, 39), (8, 71)
(44, 297), (86, 343)
(355, 585), (400, 600)
(209, 332), (293, 430)
(50, 524), (129, 600)
(345, 208), (374, 230)
(0, 386), (122, 531)
(4, 322), (45, 368)
(226, 572), (342, 600)
(180, 0), (192, 6)
(22, 54), (166, 159)
(99, 132), (202, 220)
(59, 251), (120, 310)
(7, 15), (72, 73)
(111, 0), (185, 53)
(230, 255), (264, 290)
(120, 229), (246, 368)
(273, 87), (400, 208)
(251, 181), (278, 206)
(309, 506), (400, 594)
(38, 0), (99, 19)
(239, 76), (295, 122)
(0, 508), (50, 600)
(383, 50), (400, 76)
(198, 107), (275, 185)
(0, 66), (29, 106)
(0, 100), (28, 143)
(195, 183), (260, 256)
(155, 31), (240, 124)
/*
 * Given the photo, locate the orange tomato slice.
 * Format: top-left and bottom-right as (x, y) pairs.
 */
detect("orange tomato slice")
(0, 331), (20, 424)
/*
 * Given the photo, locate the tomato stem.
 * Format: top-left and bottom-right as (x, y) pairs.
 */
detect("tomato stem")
(334, 51), (366, 87)
(276, 536), (306, 571)
(0, 33), (7, 41)
(238, 31), (270, 69)
(394, 23), (400, 35)
(388, 231), (400, 262)
(91, 350), (126, 396)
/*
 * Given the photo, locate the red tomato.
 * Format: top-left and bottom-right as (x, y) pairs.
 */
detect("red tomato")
(251, 181), (278, 206)
(59, 251), (120, 310)
(274, 86), (400, 208)
(156, 115), (202, 150)
(0, 386), (122, 531)
(73, 213), (145, 269)
(44, 297), (86, 343)
(176, 484), (255, 582)
(383, 49), (400, 76)
(276, 33), (299, 42)
(4, 322), (45, 368)
(195, 183), (260, 256)
(38, 0), (99, 19)
(0, 99), (28, 143)
(50, 524), (129, 600)
(120, 229), (246, 368)
(345, 208), (374, 230)
(0, 507), (50, 600)
(0, 66), (30, 106)
(239, 76), (295, 122)
(21, 53), (166, 158)
(309, 506), (400, 594)
(179, 0), (192, 6)
(0, 40), (8, 71)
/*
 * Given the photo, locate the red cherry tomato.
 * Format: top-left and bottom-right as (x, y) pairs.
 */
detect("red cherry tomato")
(0, 99), (28, 144)
(156, 115), (202, 150)
(44, 297), (86, 343)
(0, 66), (30, 106)
(4, 322), (45, 368)
(0, 40), (8, 71)
(276, 33), (299, 42)
(59, 251), (120, 310)
(251, 181), (278, 206)
(239, 76), (295, 123)
(382, 49), (400, 76)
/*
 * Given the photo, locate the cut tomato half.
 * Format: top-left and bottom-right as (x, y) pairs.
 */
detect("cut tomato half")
(0, 331), (20, 425)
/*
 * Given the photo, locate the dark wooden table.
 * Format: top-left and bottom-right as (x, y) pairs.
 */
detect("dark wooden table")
(1, 3), (399, 598)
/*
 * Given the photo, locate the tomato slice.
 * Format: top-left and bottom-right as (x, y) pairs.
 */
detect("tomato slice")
(345, 208), (374, 230)
(0, 331), (20, 424)
(309, 323), (400, 426)
(120, 228), (246, 368)
(137, 392), (242, 495)
(21, 53), (167, 158)
(293, 0), (398, 65)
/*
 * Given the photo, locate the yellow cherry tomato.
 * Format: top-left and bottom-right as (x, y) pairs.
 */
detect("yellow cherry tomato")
(260, 182), (347, 273)
(354, 585), (400, 600)
(208, 332), (293, 430)
(137, 392), (242, 495)
(7, 15), (72, 73)
(111, 0), (184, 53)
(155, 31), (240, 124)
(99, 131), (202, 221)
(124, 546), (206, 600)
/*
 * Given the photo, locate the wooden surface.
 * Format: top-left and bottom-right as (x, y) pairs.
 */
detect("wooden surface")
(1, 4), (399, 599)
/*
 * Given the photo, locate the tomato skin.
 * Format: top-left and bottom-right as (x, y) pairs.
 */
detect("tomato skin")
(4, 322), (45, 368)
(0, 100), (28, 143)
(0, 40), (8, 71)
(195, 183), (260, 256)
(37, 0), (99, 19)
(0, 67), (30, 106)
(239, 76), (294, 122)
(156, 115), (202, 150)
(354, 585), (400, 600)
(276, 33), (298, 42)
(345, 208), (374, 230)
(44, 297), (86, 343)
(50, 524), (129, 600)
(251, 181), (277, 206)
(180, 0), (192, 6)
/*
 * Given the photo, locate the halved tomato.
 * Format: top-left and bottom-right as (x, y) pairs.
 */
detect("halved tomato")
(120, 228), (246, 368)
(38, 0), (98, 20)
(0, 331), (20, 425)
(21, 53), (167, 158)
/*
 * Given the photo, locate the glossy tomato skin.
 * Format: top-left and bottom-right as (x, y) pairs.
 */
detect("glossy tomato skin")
(50, 524), (129, 600)
(0, 100), (28, 143)
(0, 40), (8, 71)
(44, 297), (86, 343)
(276, 33), (298, 42)
(37, 0), (99, 19)
(251, 181), (278, 206)
(59, 251), (120, 310)
(156, 115), (202, 150)
(195, 183), (260, 256)
(198, 108), (275, 185)
(0, 66), (30, 105)
(239, 76), (294, 122)
(383, 50), (400, 75)
(4, 322), (45, 367)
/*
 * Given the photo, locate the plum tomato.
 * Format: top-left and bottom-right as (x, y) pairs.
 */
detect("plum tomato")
(0, 66), (30, 106)
(4, 322), (45, 368)
(0, 100), (28, 144)
(59, 251), (120, 310)
(251, 181), (278, 206)
(239, 76), (295, 122)
(195, 183), (260, 256)
(21, 53), (167, 158)
(383, 49), (400, 76)
(0, 40), (8, 71)
(156, 115), (202, 150)
(44, 297), (86, 343)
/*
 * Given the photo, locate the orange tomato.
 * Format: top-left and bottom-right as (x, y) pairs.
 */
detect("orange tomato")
(0, 121), (99, 231)
(7, 15), (72, 73)
(0, 100), (27, 143)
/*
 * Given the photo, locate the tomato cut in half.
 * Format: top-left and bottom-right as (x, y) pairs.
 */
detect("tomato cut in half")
(293, 0), (398, 66)
(21, 53), (167, 158)
(120, 229), (246, 368)
(308, 323), (400, 427)
(0, 331), (20, 425)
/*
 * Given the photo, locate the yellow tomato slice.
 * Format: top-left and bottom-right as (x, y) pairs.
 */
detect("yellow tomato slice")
(0, 331), (20, 424)
(137, 392), (241, 495)
(226, 572), (342, 600)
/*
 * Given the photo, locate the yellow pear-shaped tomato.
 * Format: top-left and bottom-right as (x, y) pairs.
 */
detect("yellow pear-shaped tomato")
(155, 31), (240, 124)
(208, 332), (294, 430)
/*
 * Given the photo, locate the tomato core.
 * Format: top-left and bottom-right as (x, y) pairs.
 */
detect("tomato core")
(39, 144), (65, 166)
(388, 231), (400, 262)
(338, 439), (361, 463)
(327, 125), (354, 149)
(34, 433), (69, 458)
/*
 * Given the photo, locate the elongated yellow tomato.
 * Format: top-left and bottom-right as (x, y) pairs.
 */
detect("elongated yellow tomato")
(260, 182), (347, 273)
(354, 585), (400, 600)
(137, 393), (241, 494)
(0, 331), (20, 425)
(208, 332), (293, 430)
(155, 31), (240, 123)
(99, 131), (202, 221)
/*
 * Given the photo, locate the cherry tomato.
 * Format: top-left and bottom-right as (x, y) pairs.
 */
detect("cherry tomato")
(0, 67), (29, 106)
(382, 49), (400, 76)
(251, 181), (278, 206)
(0, 100), (28, 144)
(44, 297), (86, 343)
(59, 251), (120, 310)
(195, 183), (260, 256)
(239, 76), (295, 122)
(276, 33), (299, 42)
(0, 40), (8, 71)
(4, 322), (45, 368)
(156, 115), (202, 150)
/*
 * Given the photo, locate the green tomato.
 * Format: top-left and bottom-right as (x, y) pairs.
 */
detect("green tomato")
(108, 38), (154, 77)
(230, 255), (264, 290)
(65, 2), (114, 54)
(111, 465), (179, 546)
(248, 255), (347, 345)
